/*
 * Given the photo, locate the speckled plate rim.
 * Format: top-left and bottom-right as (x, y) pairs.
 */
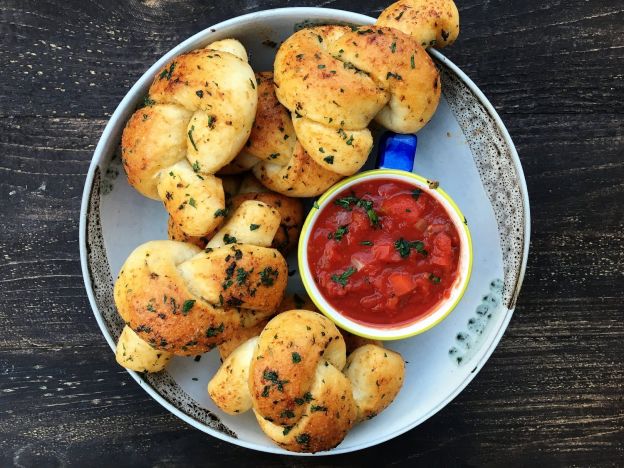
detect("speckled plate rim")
(79, 7), (531, 456)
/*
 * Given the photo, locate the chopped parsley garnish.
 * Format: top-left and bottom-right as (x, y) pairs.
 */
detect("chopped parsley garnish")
(223, 233), (237, 244)
(207, 115), (216, 129)
(331, 266), (356, 287)
(280, 409), (295, 419)
(386, 71), (403, 80)
(249, 78), (255, 89)
(310, 405), (327, 412)
(359, 240), (373, 246)
(318, 147), (325, 153)
(318, 64), (326, 69)
(136, 324), (152, 333)
(394, 238), (428, 258)
(182, 299), (196, 315)
(295, 434), (311, 445)
(142, 95), (155, 107)
(390, 41), (396, 53)
(214, 207), (228, 218)
(196, 90), (204, 98)
(294, 392), (313, 405)
(412, 188), (422, 200)
(328, 224), (349, 241)
(323, 155), (334, 164)
(410, 54), (415, 69)
(206, 323), (224, 337)
(236, 267), (251, 285)
(429, 273), (441, 284)
(395, 10), (405, 20)
(188, 197), (196, 208)
(225, 262), (236, 279)
(192, 160), (201, 172)
(259, 266), (278, 286)
(345, 135), (354, 146)
(262, 369), (289, 392)
(158, 61), (176, 80)
(187, 125), (198, 151)
(226, 296), (243, 307)
(333, 194), (380, 228)
(359, 199), (379, 227)
(334, 195), (358, 210)
(249, 224), (260, 231)
(291, 352), (302, 363)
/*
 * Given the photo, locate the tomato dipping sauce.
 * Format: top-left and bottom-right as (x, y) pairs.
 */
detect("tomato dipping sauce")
(307, 178), (461, 327)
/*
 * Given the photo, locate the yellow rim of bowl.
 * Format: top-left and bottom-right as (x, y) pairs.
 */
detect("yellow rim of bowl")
(297, 169), (474, 340)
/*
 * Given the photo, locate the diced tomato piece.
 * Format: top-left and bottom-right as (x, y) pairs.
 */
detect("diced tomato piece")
(434, 232), (452, 252)
(381, 194), (427, 224)
(372, 242), (396, 262)
(413, 277), (432, 296)
(347, 210), (370, 235)
(386, 296), (400, 309)
(430, 255), (450, 266)
(431, 233), (453, 266)
(388, 272), (417, 296)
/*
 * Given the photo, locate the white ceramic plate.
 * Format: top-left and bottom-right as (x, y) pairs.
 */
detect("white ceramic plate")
(79, 8), (530, 456)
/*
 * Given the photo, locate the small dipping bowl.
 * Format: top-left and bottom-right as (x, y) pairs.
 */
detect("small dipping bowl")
(298, 133), (473, 340)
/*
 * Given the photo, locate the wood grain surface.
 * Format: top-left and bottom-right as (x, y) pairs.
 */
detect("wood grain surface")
(1, 0), (623, 466)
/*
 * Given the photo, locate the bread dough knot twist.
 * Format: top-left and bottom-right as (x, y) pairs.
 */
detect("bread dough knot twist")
(273, 24), (441, 178)
(208, 310), (405, 453)
(121, 39), (257, 237)
(376, 0), (460, 49)
(114, 238), (288, 357)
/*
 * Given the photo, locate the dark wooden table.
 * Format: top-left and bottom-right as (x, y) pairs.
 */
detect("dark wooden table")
(1, 0), (622, 466)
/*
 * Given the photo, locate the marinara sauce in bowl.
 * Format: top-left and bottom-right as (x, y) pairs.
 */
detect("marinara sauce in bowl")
(299, 170), (472, 340)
